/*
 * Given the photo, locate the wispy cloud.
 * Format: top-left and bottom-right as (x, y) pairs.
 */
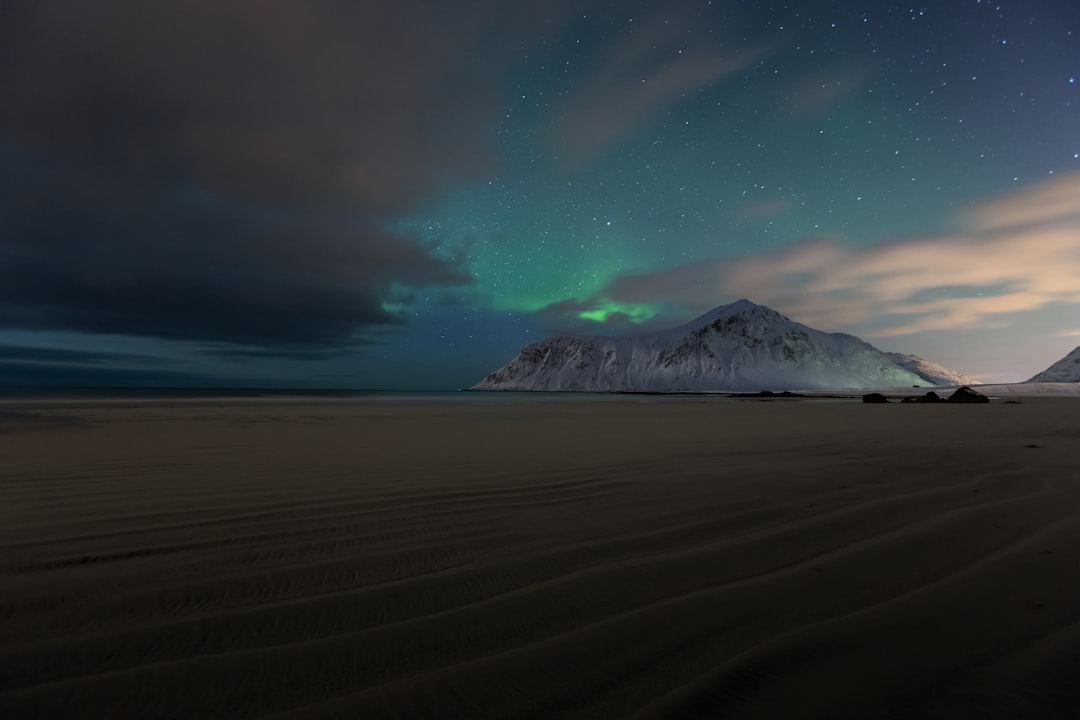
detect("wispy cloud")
(738, 198), (794, 221)
(544, 171), (1080, 338)
(788, 63), (876, 116)
(550, 14), (769, 166)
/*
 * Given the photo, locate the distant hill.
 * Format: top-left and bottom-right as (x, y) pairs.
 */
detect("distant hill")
(1026, 346), (1080, 383)
(473, 299), (929, 391)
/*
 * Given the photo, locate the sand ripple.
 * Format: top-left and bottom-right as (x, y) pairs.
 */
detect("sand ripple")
(2, 399), (1079, 718)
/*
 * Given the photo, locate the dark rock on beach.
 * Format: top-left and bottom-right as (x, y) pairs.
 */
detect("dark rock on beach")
(733, 390), (807, 398)
(902, 391), (944, 403)
(862, 393), (890, 403)
(947, 386), (990, 404)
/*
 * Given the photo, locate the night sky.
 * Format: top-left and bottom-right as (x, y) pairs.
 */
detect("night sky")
(1, 1), (1079, 389)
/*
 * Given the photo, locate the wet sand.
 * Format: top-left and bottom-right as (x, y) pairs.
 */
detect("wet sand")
(2, 396), (1079, 718)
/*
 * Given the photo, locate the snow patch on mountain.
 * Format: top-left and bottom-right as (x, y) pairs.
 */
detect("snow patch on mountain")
(884, 352), (980, 387)
(473, 299), (928, 392)
(1026, 346), (1080, 383)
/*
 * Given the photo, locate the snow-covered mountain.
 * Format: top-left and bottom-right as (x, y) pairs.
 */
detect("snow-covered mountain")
(1026, 346), (1080, 382)
(884, 352), (980, 386)
(472, 299), (929, 392)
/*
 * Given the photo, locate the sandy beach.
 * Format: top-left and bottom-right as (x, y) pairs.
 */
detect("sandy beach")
(2, 395), (1079, 718)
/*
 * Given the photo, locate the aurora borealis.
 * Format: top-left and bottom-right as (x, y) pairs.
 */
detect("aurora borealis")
(1, 1), (1078, 388)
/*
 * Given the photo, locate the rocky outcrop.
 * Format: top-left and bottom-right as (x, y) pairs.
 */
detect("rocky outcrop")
(947, 386), (989, 403)
(901, 391), (945, 404)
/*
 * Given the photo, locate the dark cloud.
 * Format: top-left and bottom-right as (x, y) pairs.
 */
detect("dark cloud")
(0, 152), (471, 346)
(0, 341), (212, 388)
(0, 0), (523, 210)
(0, 360), (213, 388)
(0, 1), (570, 352)
(0, 344), (166, 365)
(204, 345), (362, 362)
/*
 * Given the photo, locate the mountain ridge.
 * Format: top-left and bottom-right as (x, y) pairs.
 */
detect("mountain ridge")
(473, 300), (947, 392)
(884, 352), (981, 386)
(1026, 346), (1080, 383)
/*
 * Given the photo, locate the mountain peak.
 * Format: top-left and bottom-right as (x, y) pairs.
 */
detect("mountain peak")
(669, 299), (786, 335)
(725, 298), (757, 310)
(712, 298), (769, 314)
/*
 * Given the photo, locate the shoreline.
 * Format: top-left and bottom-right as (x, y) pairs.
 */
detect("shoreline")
(3, 380), (1079, 405)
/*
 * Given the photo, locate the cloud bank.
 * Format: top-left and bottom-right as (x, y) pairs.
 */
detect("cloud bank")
(0, 1), (568, 351)
(544, 172), (1080, 338)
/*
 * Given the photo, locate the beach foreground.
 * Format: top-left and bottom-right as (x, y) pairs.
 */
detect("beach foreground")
(2, 396), (1079, 718)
